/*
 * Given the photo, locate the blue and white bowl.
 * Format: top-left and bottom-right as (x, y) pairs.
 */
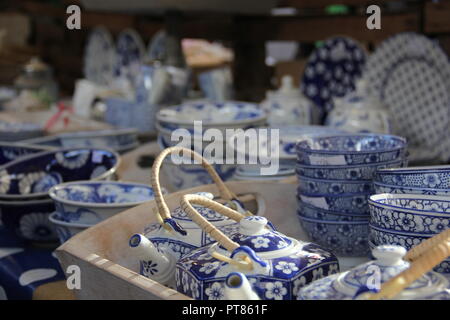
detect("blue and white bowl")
(0, 121), (43, 141)
(0, 148), (120, 200)
(296, 134), (407, 166)
(297, 175), (374, 195)
(373, 182), (450, 196)
(48, 212), (90, 244)
(0, 142), (54, 166)
(21, 128), (139, 154)
(49, 181), (162, 225)
(298, 215), (370, 257)
(374, 165), (450, 189)
(297, 200), (369, 221)
(298, 193), (371, 215)
(369, 193), (450, 235)
(156, 101), (267, 130)
(296, 158), (407, 180)
(0, 198), (57, 242)
(368, 225), (450, 274)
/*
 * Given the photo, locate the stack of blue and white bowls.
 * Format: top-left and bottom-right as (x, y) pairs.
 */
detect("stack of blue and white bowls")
(295, 133), (408, 257)
(368, 165), (450, 274)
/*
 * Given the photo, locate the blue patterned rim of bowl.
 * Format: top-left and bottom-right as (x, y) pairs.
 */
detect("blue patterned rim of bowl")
(48, 211), (92, 228)
(295, 158), (407, 180)
(156, 101), (267, 127)
(297, 175), (374, 195)
(297, 200), (369, 221)
(298, 192), (370, 215)
(374, 165), (450, 188)
(0, 142), (55, 166)
(48, 181), (163, 208)
(296, 133), (407, 166)
(298, 216), (370, 257)
(368, 193), (450, 215)
(373, 181), (450, 196)
(0, 148), (120, 200)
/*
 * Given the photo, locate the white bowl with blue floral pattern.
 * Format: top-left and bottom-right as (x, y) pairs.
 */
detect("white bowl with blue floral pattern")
(49, 181), (162, 225)
(297, 192), (370, 215)
(0, 142), (54, 166)
(369, 193), (450, 235)
(296, 133), (407, 166)
(374, 165), (450, 192)
(0, 148), (120, 200)
(373, 182), (450, 196)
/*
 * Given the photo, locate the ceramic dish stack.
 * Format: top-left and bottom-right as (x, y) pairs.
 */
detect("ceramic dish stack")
(368, 194), (450, 274)
(295, 133), (408, 257)
(155, 101), (267, 190)
(0, 148), (120, 243)
(368, 165), (450, 274)
(48, 181), (161, 244)
(228, 126), (344, 182)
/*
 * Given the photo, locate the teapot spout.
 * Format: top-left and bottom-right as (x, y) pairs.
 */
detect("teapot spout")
(129, 234), (175, 285)
(224, 272), (260, 300)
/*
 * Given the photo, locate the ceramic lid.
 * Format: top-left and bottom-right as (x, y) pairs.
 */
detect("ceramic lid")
(228, 216), (293, 253)
(171, 192), (232, 224)
(333, 245), (449, 299)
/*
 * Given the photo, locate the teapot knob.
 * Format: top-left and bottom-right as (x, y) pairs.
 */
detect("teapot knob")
(239, 216), (268, 235)
(372, 245), (406, 267)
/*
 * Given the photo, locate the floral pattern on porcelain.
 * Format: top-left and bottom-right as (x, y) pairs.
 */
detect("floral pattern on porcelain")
(175, 241), (339, 300)
(0, 149), (118, 197)
(297, 201), (369, 221)
(368, 227), (450, 274)
(369, 203), (450, 235)
(299, 217), (369, 257)
(297, 176), (373, 195)
(374, 166), (450, 189)
(298, 193), (370, 214)
(374, 183), (450, 196)
(296, 159), (406, 181)
(296, 134), (406, 166)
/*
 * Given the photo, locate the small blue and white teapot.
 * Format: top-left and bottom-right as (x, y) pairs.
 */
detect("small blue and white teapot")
(128, 147), (250, 286)
(174, 194), (339, 300)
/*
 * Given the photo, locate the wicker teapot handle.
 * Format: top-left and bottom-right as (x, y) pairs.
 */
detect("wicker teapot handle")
(365, 230), (450, 300)
(180, 194), (257, 270)
(151, 146), (238, 224)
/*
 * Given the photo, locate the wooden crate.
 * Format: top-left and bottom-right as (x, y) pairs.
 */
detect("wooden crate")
(55, 180), (303, 299)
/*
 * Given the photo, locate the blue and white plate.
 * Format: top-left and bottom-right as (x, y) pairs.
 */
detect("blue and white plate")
(83, 26), (116, 86)
(115, 28), (145, 86)
(363, 32), (450, 161)
(301, 37), (367, 113)
(0, 121), (43, 142)
(147, 29), (167, 61)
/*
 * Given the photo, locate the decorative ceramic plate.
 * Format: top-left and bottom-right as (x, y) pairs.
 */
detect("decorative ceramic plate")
(382, 59), (449, 149)
(83, 26), (116, 85)
(115, 28), (146, 85)
(363, 32), (450, 161)
(301, 37), (367, 113)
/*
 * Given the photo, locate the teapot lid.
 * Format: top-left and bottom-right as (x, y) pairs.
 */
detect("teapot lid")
(228, 216), (293, 253)
(171, 192), (232, 224)
(275, 75), (302, 98)
(334, 245), (448, 299)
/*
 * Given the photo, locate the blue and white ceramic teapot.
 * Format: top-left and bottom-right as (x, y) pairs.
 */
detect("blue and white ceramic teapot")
(128, 147), (249, 286)
(174, 194), (339, 300)
(298, 243), (450, 300)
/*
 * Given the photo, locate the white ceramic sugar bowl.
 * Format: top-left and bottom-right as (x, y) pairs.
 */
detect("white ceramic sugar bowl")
(326, 79), (392, 134)
(261, 75), (319, 126)
(298, 244), (450, 300)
